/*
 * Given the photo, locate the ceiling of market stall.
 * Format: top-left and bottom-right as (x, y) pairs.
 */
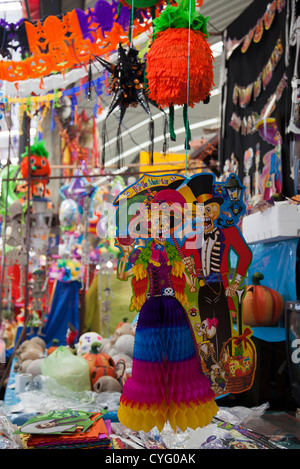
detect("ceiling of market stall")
(0, 0), (254, 175)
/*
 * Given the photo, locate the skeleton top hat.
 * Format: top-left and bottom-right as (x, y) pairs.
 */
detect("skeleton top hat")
(185, 174), (224, 206)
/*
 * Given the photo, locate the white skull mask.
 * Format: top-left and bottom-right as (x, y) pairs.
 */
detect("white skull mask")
(76, 332), (103, 355)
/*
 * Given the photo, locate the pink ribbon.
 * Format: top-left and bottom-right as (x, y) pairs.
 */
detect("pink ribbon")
(206, 318), (218, 330)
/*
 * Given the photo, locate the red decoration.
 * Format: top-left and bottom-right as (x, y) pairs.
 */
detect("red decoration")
(21, 0), (40, 21)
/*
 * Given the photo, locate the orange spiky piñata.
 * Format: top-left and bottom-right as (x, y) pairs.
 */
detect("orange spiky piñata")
(145, 0), (214, 146)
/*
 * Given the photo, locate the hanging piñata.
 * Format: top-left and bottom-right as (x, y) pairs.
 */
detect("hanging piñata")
(93, 43), (156, 167)
(145, 0), (214, 146)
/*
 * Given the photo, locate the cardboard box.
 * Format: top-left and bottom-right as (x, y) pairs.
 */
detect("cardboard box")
(242, 203), (300, 244)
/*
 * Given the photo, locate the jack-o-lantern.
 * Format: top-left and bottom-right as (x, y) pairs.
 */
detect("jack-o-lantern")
(81, 341), (117, 389)
(90, 357), (117, 390)
(2, 61), (28, 81)
(82, 345), (117, 390)
(82, 342), (105, 372)
(28, 52), (51, 78)
(20, 138), (51, 195)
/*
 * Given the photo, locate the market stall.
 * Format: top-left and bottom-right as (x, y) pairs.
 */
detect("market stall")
(0, 0), (299, 452)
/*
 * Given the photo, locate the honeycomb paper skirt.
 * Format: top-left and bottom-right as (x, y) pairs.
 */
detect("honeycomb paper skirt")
(117, 296), (218, 432)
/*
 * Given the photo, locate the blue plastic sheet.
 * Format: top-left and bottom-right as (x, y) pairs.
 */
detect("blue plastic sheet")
(245, 239), (299, 303)
(5, 281), (81, 359)
(230, 238), (299, 342)
(230, 238), (298, 303)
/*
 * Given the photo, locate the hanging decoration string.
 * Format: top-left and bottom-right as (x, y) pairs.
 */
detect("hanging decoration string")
(185, 0), (193, 178)
(129, 0), (135, 46)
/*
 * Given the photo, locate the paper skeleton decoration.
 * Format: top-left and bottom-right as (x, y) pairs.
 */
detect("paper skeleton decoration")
(113, 171), (256, 434)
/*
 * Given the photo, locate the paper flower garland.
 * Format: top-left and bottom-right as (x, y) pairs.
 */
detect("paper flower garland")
(49, 259), (83, 283)
(0, 0), (153, 82)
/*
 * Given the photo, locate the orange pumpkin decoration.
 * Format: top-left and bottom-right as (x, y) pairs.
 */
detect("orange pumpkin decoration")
(82, 342), (105, 372)
(82, 342), (117, 388)
(116, 317), (128, 330)
(243, 272), (284, 327)
(145, 0), (213, 110)
(47, 338), (59, 355)
(90, 360), (117, 390)
(146, 28), (214, 109)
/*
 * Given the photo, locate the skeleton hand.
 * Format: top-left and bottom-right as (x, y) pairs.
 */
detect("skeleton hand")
(225, 281), (240, 297)
(115, 239), (135, 258)
(118, 271), (126, 280)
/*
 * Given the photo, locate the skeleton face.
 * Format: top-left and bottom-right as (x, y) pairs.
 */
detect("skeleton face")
(229, 360), (239, 375)
(162, 287), (174, 296)
(194, 319), (217, 339)
(203, 202), (220, 233)
(148, 207), (171, 243)
(194, 321), (206, 337)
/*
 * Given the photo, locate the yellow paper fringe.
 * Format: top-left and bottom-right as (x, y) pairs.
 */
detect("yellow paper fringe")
(132, 263), (148, 281)
(118, 398), (218, 433)
(130, 293), (146, 312)
(172, 261), (188, 307)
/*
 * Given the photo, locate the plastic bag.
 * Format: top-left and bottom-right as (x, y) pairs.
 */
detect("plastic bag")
(40, 346), (91, 392)
(0, 412), (23, 449)
(217, 403), (270, 426)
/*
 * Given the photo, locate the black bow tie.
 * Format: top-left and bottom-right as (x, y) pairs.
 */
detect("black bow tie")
(204, 231), (216, 241)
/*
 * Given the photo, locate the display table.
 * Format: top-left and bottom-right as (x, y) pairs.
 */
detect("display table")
(0, 350), (296, 449)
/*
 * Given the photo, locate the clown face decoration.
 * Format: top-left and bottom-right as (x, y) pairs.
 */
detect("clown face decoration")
(20, 138), (51, 195)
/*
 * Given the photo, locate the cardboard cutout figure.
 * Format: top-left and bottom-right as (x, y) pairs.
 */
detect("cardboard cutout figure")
(178, 173), (256, 396)
(114, 172), (256, 432)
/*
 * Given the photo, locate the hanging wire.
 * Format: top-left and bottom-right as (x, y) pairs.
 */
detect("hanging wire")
(207, 20), (222, 34)
(185, 0), (192, 178)
(129, 0), (135, 46)
(0, 117), (12, 326)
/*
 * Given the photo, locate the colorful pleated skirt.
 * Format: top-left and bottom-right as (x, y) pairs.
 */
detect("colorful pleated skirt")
(117, 296), (218, 432)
